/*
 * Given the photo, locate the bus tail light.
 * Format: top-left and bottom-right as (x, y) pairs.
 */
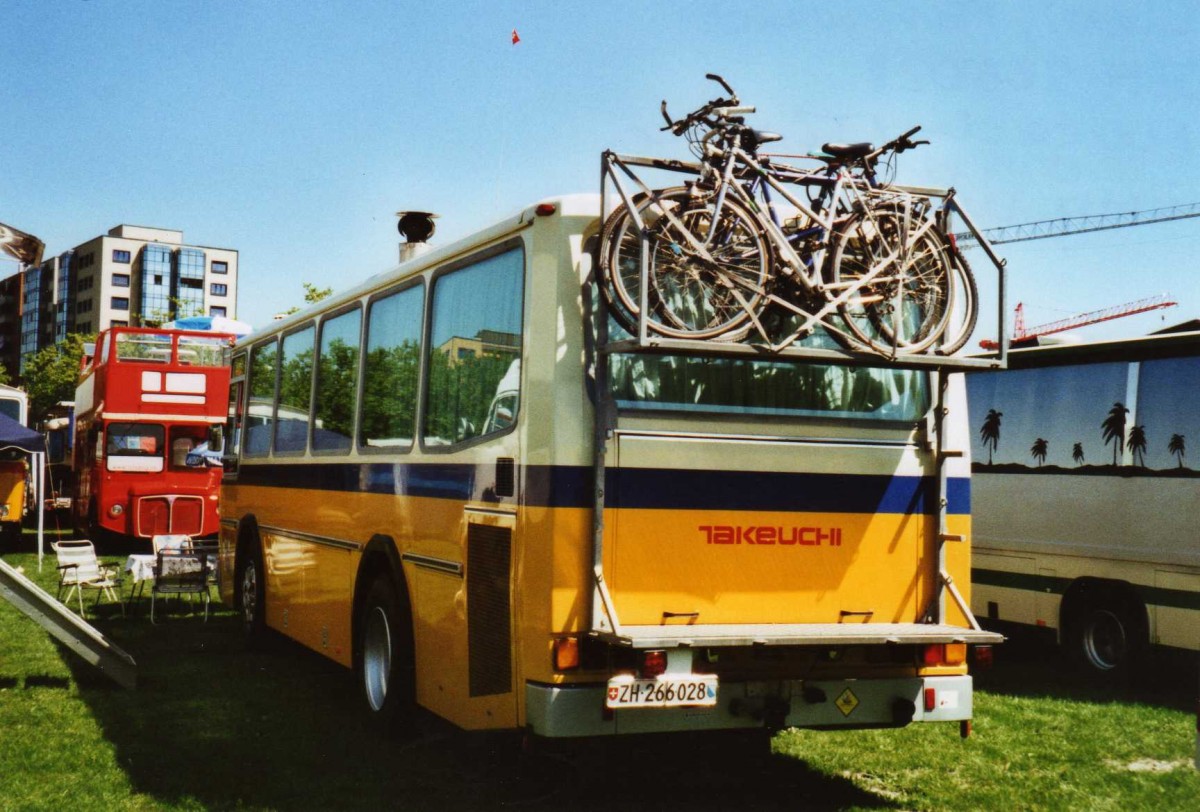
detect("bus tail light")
(552, 637), (579, 671)
(924, 687), (937, 712)
(641, 650), (667, 678)
(922, 643), (967, 667)
(535, 203), (557, 217)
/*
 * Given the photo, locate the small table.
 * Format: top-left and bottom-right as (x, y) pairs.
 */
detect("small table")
(124, 554), (157, 610)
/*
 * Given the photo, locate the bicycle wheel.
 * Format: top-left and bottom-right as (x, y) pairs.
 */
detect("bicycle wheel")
(828, 209), (951, 355)
(601, 188), (771, 340)
(935, 242), (978, 355)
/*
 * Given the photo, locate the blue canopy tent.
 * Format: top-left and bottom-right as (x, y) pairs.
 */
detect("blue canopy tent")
(0, 412), (47, 565)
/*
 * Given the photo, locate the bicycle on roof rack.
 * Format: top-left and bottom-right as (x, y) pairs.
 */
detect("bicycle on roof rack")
(598, 73), (991, 358)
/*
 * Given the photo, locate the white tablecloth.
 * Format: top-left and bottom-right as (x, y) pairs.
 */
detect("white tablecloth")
(125, 554), (157, 583)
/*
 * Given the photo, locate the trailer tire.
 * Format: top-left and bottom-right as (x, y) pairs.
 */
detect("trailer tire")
(1064, 588), (1147, 677)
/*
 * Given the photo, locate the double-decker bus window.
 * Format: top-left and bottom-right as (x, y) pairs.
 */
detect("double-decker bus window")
(424, 248), (524, 447)
(276, 325), (315, 454)
(360, 285), (423, 451)
(0, 398), (20, 422)
(106, 423), (165, 473)
(313, 308), (362, 453)
(178, 335), (228, 368)
(246, 340), (278, 456)
(169, 425), (208, 468)
(116, 331), (172, 363)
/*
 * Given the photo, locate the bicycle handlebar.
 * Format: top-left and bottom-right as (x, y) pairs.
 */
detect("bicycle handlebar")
(661, 75), (746, 134)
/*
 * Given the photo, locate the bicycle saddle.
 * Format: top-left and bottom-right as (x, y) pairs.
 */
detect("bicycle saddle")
(752, 130), (783, 144)
(821, 142), (874, 159)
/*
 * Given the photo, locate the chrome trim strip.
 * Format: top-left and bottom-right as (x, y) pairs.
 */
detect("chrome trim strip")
(401, 552), (464, 576)
(464, 505), (518, 517)
(257, 524), (362, 552)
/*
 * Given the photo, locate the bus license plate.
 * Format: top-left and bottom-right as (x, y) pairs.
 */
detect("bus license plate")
(605, 675), (718, 709)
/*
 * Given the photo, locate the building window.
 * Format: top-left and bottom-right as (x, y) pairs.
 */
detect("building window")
(210, 283), (228, 297)
(212, 261), (228, 274)
(111, 320), (128, 327)
(210, 306), (227, 317)
(76, 300), (92, 314)
(112, 273), (130, 288)
(111, 297), (129, 311)
(112, 249), (131, 263)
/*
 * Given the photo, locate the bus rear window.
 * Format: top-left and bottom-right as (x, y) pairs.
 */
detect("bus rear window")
(610, 354), (928, 421)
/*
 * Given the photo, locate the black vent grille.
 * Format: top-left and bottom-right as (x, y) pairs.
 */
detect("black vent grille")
(467, 524), (513, 697)
(495, 457), (515, 498)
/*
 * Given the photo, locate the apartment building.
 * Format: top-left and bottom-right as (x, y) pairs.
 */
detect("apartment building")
(0, 225), (238, 376)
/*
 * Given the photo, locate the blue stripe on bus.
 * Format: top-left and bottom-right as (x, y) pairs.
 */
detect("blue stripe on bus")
(232, 461), (969, 515)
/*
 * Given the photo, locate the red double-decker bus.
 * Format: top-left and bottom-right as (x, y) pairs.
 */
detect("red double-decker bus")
(72, 327), (234, 545)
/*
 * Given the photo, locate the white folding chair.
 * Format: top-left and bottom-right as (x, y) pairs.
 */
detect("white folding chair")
(53, 540), (124, 617)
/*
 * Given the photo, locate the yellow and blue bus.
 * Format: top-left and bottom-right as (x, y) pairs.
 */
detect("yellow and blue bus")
(968, 331), (1200, 674)
(0, 384), (29, 543)
(217, 196), (1000, 741)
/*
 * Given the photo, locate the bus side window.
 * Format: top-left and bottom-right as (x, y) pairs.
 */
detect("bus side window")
(359, 284), (424, 452)
(245, 340), (278, 456)
(423, 247), (524, 448)
(274, 325), (315, 454)
(313, 307), (362, 453)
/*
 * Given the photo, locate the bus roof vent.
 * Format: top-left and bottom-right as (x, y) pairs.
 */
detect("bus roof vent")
(396, 211), (437, 263)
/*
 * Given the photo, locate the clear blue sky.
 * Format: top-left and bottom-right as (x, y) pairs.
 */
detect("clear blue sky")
(3, 1), (1198, 341)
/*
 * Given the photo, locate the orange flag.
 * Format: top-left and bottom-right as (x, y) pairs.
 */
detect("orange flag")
(511, 29), (520, 45)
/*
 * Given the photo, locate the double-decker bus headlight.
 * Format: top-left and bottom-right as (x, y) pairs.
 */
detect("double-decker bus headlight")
(108, 504), (124, 517)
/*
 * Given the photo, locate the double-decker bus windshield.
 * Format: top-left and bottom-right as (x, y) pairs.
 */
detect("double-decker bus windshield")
(106, 423), (164, 457)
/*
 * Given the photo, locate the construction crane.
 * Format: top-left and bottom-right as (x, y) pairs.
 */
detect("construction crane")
(955, 202), (1200, 246)
(979, 294), (1178, 350)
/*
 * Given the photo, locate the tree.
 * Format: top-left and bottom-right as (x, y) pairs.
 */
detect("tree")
(22, 333), (91, 420)
(1127, 425), (1147, 467)
(0, 362), (11, 387)
(281, 282), (334, 316)
(1168, 433), (1186, 469)
(1072, 442), (1085, 466)
(1030, 437), (1048, 466)
(1101, 402), (1128, 466)
(979, 409), (1002, 465)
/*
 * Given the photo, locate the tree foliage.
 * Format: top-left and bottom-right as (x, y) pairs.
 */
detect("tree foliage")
(23, 333), (90, 420)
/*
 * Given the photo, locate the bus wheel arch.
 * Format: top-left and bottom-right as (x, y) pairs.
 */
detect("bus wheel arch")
(1060, 578), (1148, 675)
(234, 516), (266, 644)
(353, 535), (416, 732)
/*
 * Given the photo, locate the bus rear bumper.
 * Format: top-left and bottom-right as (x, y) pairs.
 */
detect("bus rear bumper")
(525, 675), (974, 738)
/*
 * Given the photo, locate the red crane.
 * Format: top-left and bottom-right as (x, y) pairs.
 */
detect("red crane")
(979, 294), (1178, 350)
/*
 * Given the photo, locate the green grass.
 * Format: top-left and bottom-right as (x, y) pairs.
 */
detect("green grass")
(2, 540), (1197, 811)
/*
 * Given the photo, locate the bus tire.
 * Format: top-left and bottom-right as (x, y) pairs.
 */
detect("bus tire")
(358, 574), (415, 733)
(238, 537), (266, 646)
(1064, 587), (1147, 677)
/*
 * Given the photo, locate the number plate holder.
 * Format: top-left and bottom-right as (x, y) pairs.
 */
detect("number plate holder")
(605, 674), (718, 709)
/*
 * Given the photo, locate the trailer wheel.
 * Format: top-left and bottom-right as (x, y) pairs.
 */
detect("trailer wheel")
(1065, 589), (1146, 676)
(358, 574), (415, 733)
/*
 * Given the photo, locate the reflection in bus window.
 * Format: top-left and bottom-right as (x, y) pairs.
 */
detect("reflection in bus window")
(314, 309), (361, 452)
(424, 248), (523, 446)
(107, 423), (164, 456)
(276, 326), (315, 453)
(245, 340), (278, 456)
(360, 285), (423, 450)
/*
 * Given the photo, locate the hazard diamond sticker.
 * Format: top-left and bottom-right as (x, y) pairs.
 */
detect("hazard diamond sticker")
(835, 688), (860, 717)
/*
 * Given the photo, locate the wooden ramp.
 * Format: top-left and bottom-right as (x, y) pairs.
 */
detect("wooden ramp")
(0, 558), (136, 690)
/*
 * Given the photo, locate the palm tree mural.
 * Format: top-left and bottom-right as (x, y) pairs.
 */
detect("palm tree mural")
(1072, 442), (1085, 466)
(980, 409), (1002, 465)
(1030, 437), (1048, 466)
(1101, 402), (1129, 466)
(1168, 433), (1186, 469)
(1127, 425), (1147, 467)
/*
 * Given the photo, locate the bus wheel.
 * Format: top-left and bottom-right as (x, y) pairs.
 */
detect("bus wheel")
(359, 575), (415, 733)
(238, 544), (266, 645)
(1066, 592), (1146, 676)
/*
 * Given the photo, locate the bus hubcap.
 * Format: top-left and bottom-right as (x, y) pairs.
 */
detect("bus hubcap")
(363, 606), (392, 711)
